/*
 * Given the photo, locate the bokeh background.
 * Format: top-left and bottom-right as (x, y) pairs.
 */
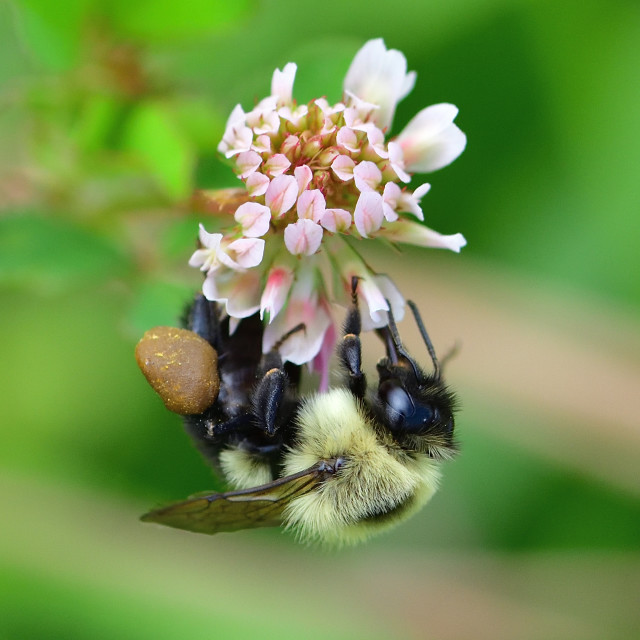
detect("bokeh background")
(1, 1), (639, 638)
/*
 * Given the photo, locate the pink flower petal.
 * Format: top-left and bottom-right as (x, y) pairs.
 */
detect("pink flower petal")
(295, 165), (313, 194)
(353, 160), (382, 192)
(245, 172), (270, 197)
(309, 318), (336, 392)
(387, 141), (411, 183)
(260, 265), (295, 323)
(262, 267), (332, 365)
(265, 174), (298, 217)
(331, 155), (355, 181)
(336, 127), (360, 153)
(235, 150), (262, 178)
(248, 108), (280, 135)
(321, 208), (352, 233)
(224, 237), (265, 268)
(353, 191), (384, 237)
(234, 202), (271, 237)
(280, 135), (300, 158)
(264, 153), (291, 177)
(366, 127), (389, 159)
(296, 189), (326, 223)
(279, 104), (308, 126)
(252, 134), (272, 154)
(284, 219), (323, 256)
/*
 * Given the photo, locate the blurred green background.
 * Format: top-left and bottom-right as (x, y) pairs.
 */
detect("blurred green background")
(1, 0), (639, 638)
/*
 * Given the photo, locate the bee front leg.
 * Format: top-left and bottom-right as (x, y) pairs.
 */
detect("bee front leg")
(251, 366), (287, 437)
(251, 323), (305, 437)
(339, 276), (367, 399)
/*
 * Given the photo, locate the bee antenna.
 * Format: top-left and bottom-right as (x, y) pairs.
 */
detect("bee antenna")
(385, 300), (422, 382)
(406, 300), (441, 378)
(439, 341), (461, 372)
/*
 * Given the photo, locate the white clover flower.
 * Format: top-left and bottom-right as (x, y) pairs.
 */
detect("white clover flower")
(191, 39), (467, 378)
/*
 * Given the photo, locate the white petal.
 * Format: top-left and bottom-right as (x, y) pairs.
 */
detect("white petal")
(271, 62), (297, 105)
(397, 103), (466, 172)
(358, 276), (389, 327)
(413, 182), (432, 199)
(373, 274), (405, 325)
(343, 38), (415, 130)
(188, 247), (212, 270)
(218, 124), (253, 158)
(378, 220), (467, 252)
(197, 224), (222, 249)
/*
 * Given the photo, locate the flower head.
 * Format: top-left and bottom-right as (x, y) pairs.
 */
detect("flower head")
(192, 39), (467, 382)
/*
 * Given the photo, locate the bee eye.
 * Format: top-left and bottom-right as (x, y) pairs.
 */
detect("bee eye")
(379, 381), (414, 418)
(379, 380), (441, 434)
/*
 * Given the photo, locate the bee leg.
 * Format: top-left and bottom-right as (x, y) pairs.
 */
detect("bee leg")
(251, 323), (306, 437)
(249, 368), (286, 437)
(339, 276), (367, 399)
(185, 293), (220, 348)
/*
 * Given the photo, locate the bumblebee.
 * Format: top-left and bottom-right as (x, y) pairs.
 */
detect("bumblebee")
(139, 280), (458, 545)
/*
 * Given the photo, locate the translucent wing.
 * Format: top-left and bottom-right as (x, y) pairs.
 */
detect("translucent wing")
(141, 463), (330, 534)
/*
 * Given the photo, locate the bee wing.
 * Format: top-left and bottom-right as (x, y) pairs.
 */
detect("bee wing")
(140, 464), (325, 534)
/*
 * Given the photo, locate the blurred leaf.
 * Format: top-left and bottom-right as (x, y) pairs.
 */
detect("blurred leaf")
(0, 213), (130, 292)
(123, 101), (193, 200)
(170, 98), (225, 151)
(127, 278), (194, 334)
(1, 565), (331, 640)
(70, 95), (121, 153)
(107, 0), (254, 43)
(14, 0), (93, 71)
(160, 214), (202, 261)
(284, 38), (357, 105)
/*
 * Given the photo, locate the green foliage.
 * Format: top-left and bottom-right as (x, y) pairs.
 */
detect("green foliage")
(106, 0), (254, 43)
(122, 102), (194, 200)
(0, 214), (130, 292)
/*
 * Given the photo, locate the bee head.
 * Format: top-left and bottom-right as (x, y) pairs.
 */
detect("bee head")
(374, 300), (458, 458)
(376, 361), (456, 450)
